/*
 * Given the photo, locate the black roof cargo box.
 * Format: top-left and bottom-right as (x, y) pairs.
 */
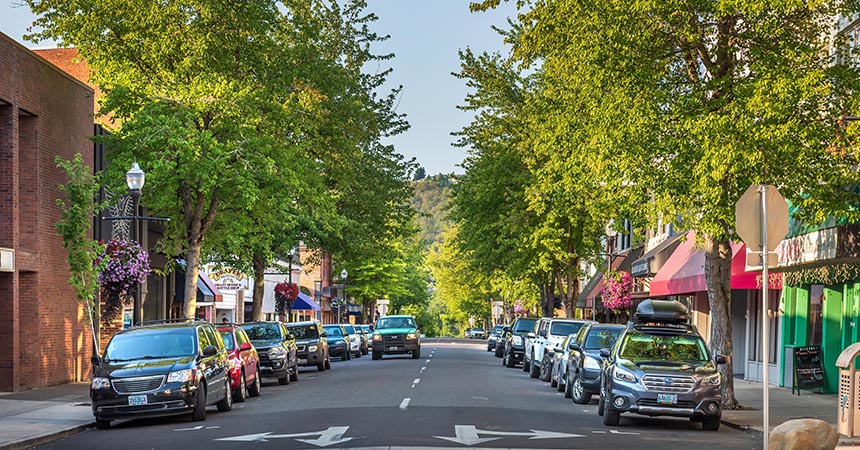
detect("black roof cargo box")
(634, 299), (689, 324)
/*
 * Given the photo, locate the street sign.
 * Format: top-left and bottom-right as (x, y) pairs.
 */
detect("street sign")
(735, 184), (789, 252)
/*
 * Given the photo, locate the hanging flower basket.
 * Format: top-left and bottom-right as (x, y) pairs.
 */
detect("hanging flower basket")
(274, 281), (299, 315)
(601, 270), (633, 311)
(95, 240), (150, 321)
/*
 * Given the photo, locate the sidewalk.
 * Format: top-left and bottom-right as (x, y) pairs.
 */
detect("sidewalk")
(0, 377), (857, 449)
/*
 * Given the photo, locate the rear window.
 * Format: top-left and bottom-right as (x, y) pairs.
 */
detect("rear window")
(105, 328), (196, 361)
(550, 321), (584, 336)
(287, 325), (319, 340)
(512, 319), (537, 333)
(241, 323), (283, 341)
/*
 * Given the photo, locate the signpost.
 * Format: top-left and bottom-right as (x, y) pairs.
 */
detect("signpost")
(735, 184), (789, 450)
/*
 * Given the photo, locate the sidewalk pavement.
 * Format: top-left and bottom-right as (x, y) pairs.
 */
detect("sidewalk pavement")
(0, 377), (857, 449)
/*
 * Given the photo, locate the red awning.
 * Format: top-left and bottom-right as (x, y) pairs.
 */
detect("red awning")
(650, 231), (781, 296)
(198, 271), (224, 302)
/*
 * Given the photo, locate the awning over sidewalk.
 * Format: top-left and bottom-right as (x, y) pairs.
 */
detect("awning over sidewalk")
(198, 271), (224, 302)
(292, 292), (321, 311)
(630, 232), (686, 277)
(650, 231), (780, 296)
(577, 247), (644, 308)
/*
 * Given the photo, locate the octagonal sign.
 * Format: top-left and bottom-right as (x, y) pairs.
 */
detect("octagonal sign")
(735, 184), (789, 252)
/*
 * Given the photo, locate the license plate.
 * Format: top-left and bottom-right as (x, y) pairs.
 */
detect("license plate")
(128, 395), (148, 406)
(298, 359), (308, 365)
(657, 394), (677, 405)
(389, 346), (399, 351)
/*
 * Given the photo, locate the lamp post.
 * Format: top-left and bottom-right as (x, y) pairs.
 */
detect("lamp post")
(340, 269), (348, 323)
(604, 220), (618, 322)
(125, 162), (146, 326)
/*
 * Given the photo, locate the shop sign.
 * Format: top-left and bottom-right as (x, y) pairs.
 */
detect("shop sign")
(630, 259), (649, 277)
(209, 267), (249, 291)
(775, 227), (837, 268)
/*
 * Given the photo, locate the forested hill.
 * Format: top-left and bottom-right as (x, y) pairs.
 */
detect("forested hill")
(411, 174), (455, 246)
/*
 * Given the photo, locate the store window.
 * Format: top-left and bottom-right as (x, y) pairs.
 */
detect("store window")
(808, 285), (825, 347)
(749, 290), (780, 364)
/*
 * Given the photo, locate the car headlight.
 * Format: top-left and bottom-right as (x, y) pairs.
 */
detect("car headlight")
(91, 377), (111, 389)
(268, 347), (287, 359)
(308, 345), (319, 352)
(612, 366), (636, 382)
(406, 333), (417, 340)
(373, 334), (382, 341)
(583, 356), (601, 370)
(702, 373), (722, 386)
(350, 336), (358, 342)
(167, 369), (195, 383)
(512, 336), (524, 346)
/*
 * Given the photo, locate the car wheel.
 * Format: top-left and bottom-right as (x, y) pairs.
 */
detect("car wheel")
(362, 345), (368, 356)
(290, 362), (299, 382)
(355, 350), (362, 358)
(597, 388), (605, 416)
(701, 416), (721, 431)
(341, 351), (349, 361)
(529, 354), (541, 378)
(372, 351), (382, 360)
(325, 355), (332, 370)
(522, 355), (530, 372)
(412, 347), (421, 359)
(278, 370), (289, 385)
(495, 345), (504, 358)
(234, 371), (247, 403)
(603, 407), (620, 426)
(504, 349), (516, 368)
(564, 372), (574, 399)
(248, 369), (261, 397)
(95, 419), (111, 430)
(217, 378), (233, 412)
(572, 374), (592, 404)
(540, 357), (552, 382)
(191, 385), (207, 421)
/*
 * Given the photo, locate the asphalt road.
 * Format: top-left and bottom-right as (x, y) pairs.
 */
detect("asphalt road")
(36, 339), (761, 450)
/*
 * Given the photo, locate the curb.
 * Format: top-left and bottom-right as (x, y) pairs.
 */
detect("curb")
(0, 422), (92, 450)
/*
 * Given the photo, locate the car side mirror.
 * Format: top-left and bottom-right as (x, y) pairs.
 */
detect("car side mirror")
(569, 342), (580, 351)
(553, 346), (563, 353)
(91, 355), (101, 366)
(527, 333), (536, 339)
(239, 342), (252, 351)
(321, 332), (328, 337)
(202, 345), (218, 357)
(503, 326), (511, 333)
(369, 325), (374, 331)
(599, 348), (611, 358)
(286, 334), (295, 341)
(715, 355), (727, 364)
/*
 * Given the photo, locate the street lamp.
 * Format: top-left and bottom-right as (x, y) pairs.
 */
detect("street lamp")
(340, 269), (348, 323)
(126, 162), (145, 326)
(603, 220), (618, 321)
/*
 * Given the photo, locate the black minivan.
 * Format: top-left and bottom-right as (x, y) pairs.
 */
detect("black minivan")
(90, 320), (233, 429)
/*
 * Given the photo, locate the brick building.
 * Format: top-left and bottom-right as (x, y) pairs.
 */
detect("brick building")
(0, 33), (95, 391)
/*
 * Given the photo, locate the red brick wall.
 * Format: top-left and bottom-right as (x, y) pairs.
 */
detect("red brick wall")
(0, 32), (95, 391)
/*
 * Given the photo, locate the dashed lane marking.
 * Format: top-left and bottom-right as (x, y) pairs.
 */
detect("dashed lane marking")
(399, 398), (410, 409)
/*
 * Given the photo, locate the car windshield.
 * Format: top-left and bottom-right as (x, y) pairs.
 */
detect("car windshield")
(104, 329), (196, 361)
(323, 326), (343, 336)
(287, 325), (319, 340)
(619, 333), (709, 363)
(241, 323), (283, 341)
(343, 324), (357, 334)
(584, 328), (623, 350)
(218, 330), (235, 350)
(376, 317), (415, 329)
(550, 321), (585, 336)
(492, 325), (505, 335)
(360, 325), (371, 333)
(512, 319), (537, 333)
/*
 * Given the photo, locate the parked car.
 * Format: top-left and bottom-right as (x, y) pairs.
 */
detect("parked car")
(355, 326), (370, 355)
(240, 321), (299, 385)
(501, 317), (539, 368)
(286, 320), (330, 371)
(598, 299), (726, 430)
(371, 315), (421, 359)
(323, 324), (352, 361)
(527, 318), (593, 379)
(90, 319), (233, 429)
(465, 328), (486, 339)
(547, 333), (578, 393)
(487, 324), (506, 352)
(564, 323), (625, 403)
(341, 323), (363, 358)
(217, 323), (262, 402)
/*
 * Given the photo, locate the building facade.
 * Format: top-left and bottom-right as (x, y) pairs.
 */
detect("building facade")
(0, 33), (95, 390)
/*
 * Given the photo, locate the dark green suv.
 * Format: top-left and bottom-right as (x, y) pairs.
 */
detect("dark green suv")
(371, 315), (421, 360)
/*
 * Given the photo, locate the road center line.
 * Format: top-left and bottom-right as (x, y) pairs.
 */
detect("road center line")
(425, 359), (431, 363)
(399, 398), (410, 409)
(421, 366), (427, 372)
(413, 378), (421, 384)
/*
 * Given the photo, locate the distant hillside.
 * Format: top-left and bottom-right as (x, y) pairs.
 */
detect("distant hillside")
(412, 174), (455, 246)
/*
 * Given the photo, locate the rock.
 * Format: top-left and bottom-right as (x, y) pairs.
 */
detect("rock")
(768, 418), (839, 450)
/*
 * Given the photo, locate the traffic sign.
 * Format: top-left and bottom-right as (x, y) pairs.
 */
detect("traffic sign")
(735, 184), (789, 252)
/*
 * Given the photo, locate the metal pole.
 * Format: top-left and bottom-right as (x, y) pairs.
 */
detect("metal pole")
(287, 254), (292, 324)
(130, 190), (142, 326)
(760, 184), (770, 450)
(343, 278), (346, 323)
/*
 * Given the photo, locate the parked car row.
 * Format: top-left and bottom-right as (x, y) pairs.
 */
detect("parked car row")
(492, 300), (727, 431)
(89, 318), (372, 429)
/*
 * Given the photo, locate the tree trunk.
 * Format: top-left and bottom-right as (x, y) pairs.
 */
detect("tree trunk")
(182, 242), (202, 319)
(540, 272), (556, 318)
(252, 253), (265, 322)
(703, 233), (740, 409)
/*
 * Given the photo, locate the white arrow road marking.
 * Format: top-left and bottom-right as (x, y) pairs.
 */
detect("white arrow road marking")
(175, 425), (204, 431)
(215, 426), (355, 447)
(434, 425), (585, 446)
(609, 429), (640, 435)
(399, 398), (411, 409)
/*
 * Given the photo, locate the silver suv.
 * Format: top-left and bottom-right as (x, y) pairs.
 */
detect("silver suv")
(524, 318), (593, 379)
(598, 300), (726, 431)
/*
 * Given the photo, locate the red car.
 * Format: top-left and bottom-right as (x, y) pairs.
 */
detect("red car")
(218, 324), (262, 402)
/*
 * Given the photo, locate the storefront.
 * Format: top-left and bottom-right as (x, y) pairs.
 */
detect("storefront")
(776, 224), (860, 394)
(577, 247), (643, 322)
(650, 231), (782, 383)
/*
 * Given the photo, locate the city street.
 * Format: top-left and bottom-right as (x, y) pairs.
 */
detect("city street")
(36, 340), (761, 450)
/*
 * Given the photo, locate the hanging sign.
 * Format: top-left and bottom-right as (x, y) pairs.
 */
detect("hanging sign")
(209, 267), (249, 291)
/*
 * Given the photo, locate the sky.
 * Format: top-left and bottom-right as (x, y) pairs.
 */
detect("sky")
(0, 0), (519, 176)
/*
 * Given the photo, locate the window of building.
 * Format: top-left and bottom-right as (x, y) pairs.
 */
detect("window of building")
(748, 290), (780, 364)
(808, 285), (825, 347)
